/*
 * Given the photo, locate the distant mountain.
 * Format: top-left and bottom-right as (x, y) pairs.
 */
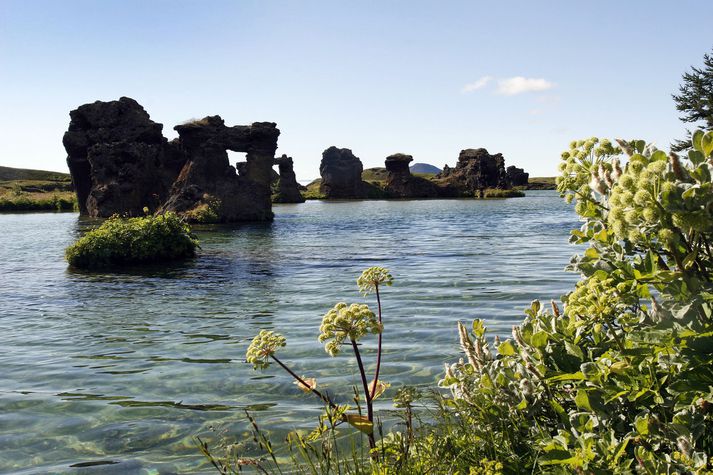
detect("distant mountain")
(409, 163), (441, 174)
(0, 165), (70, 182)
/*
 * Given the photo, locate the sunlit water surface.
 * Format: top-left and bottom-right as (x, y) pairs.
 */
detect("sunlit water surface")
(0, 192), (580, 474)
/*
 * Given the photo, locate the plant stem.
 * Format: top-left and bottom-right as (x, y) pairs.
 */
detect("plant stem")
(270, 354), (337, 410)
(351, 338), (376, 451)
(370, 284), (383, 400)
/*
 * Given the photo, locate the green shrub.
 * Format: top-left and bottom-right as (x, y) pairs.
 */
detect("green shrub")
(415, 132), (713, 473)
(0, 191), (77, 212)
(65, 212), (198, 269)
(482, 188), (525, 198)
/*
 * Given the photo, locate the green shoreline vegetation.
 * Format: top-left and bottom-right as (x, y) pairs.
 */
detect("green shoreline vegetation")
(198, 131), (713, 474)
(0, 166), (77, 212)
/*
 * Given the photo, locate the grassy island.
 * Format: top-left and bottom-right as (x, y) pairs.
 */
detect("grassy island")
(65, 212), (198, 269)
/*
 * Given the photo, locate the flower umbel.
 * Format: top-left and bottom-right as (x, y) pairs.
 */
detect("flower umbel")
(318, 303), (381, 356)
(246, 330), (286, 369)
(357, 266), (393, 295)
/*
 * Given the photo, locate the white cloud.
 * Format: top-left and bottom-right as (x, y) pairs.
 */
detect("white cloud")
(496, 77), (555, 96)
(461, 76), (492, 93)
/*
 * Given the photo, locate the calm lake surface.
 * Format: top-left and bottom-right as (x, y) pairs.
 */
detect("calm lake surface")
(0, 191), (580, 474)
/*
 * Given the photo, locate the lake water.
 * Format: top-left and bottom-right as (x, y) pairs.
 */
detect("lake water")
(0, 191), (580, 474)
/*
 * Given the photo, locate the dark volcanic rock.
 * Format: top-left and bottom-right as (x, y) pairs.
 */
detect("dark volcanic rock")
(272, 154), (305, 203)
(435, 148), (509, 196)
(63, 97), (183, 216)
(319, 147), (365, 198)
(506, 165), (529, 186)
(64, 98), (282, 222)
(159, 116), (279, 222)
(384, 153), (439, 198)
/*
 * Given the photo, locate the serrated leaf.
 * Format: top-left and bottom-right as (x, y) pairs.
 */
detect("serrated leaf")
(701, 131), (713, 156)
(344, 414), (373, 434)
(650, 150), (667, 162)
(472, 319), (485, 338)
(530, 331), (549, 348)
(546, 371), (585, 382)
(692, 130), (704, 152)
(634, 416), (649, 435)
(498, 340), (516, 356)
(565, 341), (584, 360)
(575, 389), (592, 411)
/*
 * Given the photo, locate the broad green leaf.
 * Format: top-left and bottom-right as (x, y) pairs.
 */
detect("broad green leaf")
(692, 130), (704, 152)
(575, 389), (592, 411)
(650, 150), (667, 162)
(634, 416), (649, 435)
(683, 250), (698, 270)
(689, 150), (705, 165)
(584, 248), (599, 259)
(472, 319), (485, 337)
(539, 449), (577, 466)
(701, 131), (713, 156)
(498, 340), (516, 356)
(516, 399), (528, 410)
(546, 371), (585, 382)
(530, 331), (549, 348)
(565, 341), (584, 360)
(344, 414), (373, 434)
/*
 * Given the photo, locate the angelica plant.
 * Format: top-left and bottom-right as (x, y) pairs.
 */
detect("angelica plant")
(244, 267), (394, 455)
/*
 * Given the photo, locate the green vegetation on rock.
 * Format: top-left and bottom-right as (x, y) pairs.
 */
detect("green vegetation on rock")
(65, 212), (198, 269)
(482, 188), (525, 198)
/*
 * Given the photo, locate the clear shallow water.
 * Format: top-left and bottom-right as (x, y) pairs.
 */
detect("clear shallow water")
(0, 191), (580, 474)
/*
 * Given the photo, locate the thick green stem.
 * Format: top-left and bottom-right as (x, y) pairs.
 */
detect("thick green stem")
(370, 285), (383, 400)
(351, 338), (376, 451)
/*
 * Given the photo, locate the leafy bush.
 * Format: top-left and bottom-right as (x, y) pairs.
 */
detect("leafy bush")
(65, 212), (198, 269)
(415, 132), (713, 473)
(482, 188), (525, 198)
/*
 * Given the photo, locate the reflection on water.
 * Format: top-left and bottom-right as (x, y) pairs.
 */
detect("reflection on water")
(0, 192), (580, 473)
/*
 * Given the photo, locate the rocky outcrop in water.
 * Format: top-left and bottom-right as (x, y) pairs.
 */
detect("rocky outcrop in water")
(436, 148), (510, 196)
(159, 116), (278, 221)
(506, 165), (529, 187)
(384, 153), (439, 198)
(319, 147), (365, 198)
(272, 154), (305, 203)
(64, 98), (282, 222)
(63, 97), (185, 216)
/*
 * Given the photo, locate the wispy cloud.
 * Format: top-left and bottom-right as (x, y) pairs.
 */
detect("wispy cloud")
(461, 76), (492, 93)
(496, 77), (555, 96)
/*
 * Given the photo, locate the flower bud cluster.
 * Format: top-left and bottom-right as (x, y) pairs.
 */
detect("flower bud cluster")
(564, 274), (622, 321)
(356, 266), (394, 295)
(318, 302), (381, 356)
(246, 330), (286, 369)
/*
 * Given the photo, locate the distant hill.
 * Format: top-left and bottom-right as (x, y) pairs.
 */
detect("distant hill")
(0, 165), (70, 182)
(409, 163), (441, 174)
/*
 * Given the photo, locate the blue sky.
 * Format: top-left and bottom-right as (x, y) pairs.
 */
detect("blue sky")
(1, 1), (712, 180)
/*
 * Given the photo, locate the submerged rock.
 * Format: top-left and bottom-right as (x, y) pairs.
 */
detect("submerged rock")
(319, 147), (365, 198)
